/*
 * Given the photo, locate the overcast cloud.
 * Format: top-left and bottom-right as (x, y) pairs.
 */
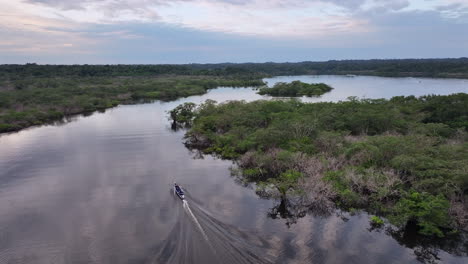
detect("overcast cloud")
(1, 0), (467, 63)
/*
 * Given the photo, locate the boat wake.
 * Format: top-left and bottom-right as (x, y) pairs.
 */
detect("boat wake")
(182, 200), (211, 247)
(147, 193), (275, 264)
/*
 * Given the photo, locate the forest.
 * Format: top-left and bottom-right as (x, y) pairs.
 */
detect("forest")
(257, 81), (333, 97)
(1, 58), (468, 133)
(1, 58), (468, 79)
(0, 76), (264, 133)
(170, 93), (468, 237)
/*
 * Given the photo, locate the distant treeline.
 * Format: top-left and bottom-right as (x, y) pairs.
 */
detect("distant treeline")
(1, 58), (468, 134)
(1, 58), (468, 79)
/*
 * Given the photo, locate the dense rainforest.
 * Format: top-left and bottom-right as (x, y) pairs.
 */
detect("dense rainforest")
(170, 94), (468, 237)
(1, 58), (467, 133)
(1, 58), (468, 79)
(0, 76), (264, 133)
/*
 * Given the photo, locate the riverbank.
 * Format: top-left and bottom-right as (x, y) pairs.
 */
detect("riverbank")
(2, 60), (468, 134)
(0, 75), (264, 134)
(171, 94), (468, 237)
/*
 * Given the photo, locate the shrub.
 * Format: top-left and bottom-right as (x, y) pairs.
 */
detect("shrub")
(169, 102), (197, 126)
(370, 216), (384, 227)
(390, 192), (450, 237)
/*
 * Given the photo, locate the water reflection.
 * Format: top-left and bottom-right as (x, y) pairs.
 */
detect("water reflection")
(267, 197), (308, 228)
(265, 75), (468, 102)
(0, 76), (467, 264)
(149, 197), (276, 264)
(388, 222), (468, 264)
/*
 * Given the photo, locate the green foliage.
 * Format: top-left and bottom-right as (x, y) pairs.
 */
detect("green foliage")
(324, 170), (363, 207)
(345, 135), (434, 167)
(177, 93), (468, 237)
(370, 216), (384, 227)
(2, 58), (468, 79)
(0, 123), (16, 132)
(169, 102), (197, 126)
(390, 192), (450, 237)
(0, 93), (10, 107)
(0, 76), (265, 133)
(276, 170), (302, 193)
(286, 137), (317, 154)
(258, 81), (333, 97)
(243, 168), (263, 178)
(421, 93), (468, 130)
(265, 170), (303, 197)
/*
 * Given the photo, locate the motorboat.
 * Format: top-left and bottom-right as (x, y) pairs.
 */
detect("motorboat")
(174, 183), (185, 200)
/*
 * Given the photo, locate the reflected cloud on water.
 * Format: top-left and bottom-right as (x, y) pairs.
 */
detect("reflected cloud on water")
(0, 76), (467, 263)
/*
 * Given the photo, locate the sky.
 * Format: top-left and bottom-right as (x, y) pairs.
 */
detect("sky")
(1, 0), (468, 64)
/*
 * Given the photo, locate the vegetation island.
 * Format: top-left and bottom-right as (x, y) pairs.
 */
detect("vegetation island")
(258, 81), (333, 97)
(170, 93), (468, 238)
(2, 58), (468, 133)
(0, 74), (263, 133)
(1, 59), (467, 241)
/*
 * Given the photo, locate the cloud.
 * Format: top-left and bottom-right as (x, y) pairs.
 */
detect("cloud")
(0, 0), (467, 63)
(23, 0), (91, 10)
(16, 0), (468, 37)
(14, 1), (365, 36)
(435, 2), (468, 19)
(377, 0), (410, 11)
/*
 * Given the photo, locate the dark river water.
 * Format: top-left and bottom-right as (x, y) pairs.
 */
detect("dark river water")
(0, 76), (467, 264)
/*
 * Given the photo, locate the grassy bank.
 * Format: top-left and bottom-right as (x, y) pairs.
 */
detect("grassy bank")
(258, 81), (333, 97)
(0, 75), (264, 133)
(171, 94), (468, 237)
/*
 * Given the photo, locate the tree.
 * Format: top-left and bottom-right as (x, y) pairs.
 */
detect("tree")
(168, 102), (197, 127)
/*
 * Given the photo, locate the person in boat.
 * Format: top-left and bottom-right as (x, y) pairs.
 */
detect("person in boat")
(174, 183), (183, 194)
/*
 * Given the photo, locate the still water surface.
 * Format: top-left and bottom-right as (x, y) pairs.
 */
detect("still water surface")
(0, 76), (467, 264)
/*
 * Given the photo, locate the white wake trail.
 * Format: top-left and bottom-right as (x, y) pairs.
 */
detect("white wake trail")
(183, 200), (210, 244)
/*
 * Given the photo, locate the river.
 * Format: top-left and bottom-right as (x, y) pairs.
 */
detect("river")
(0, 75), (467, 264)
